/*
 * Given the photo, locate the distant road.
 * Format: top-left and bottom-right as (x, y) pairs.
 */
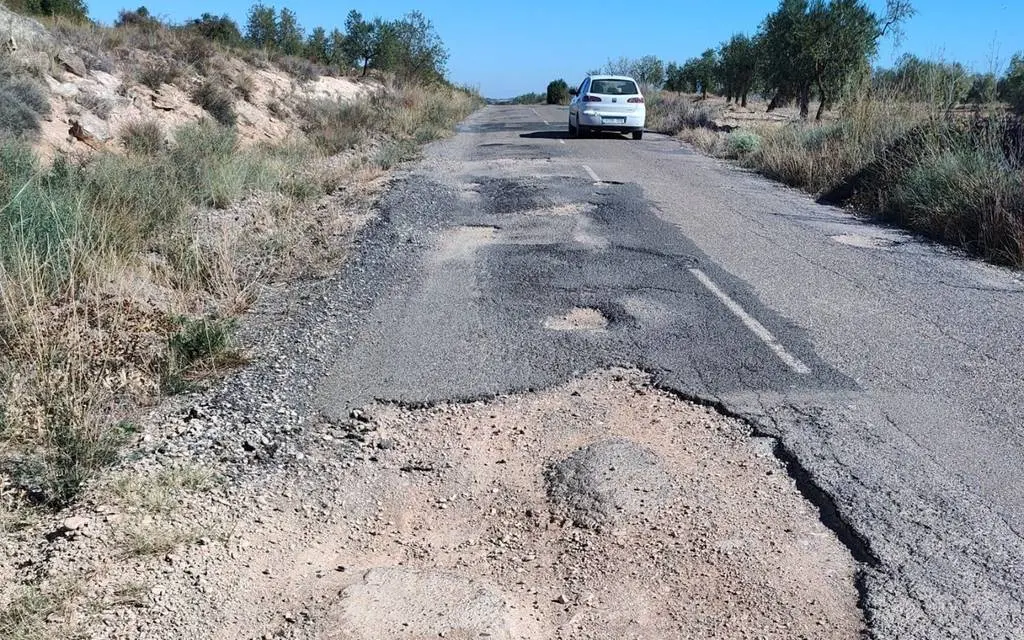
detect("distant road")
(319, 104), (1024, 638)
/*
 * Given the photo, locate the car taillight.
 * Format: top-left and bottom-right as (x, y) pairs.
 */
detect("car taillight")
(628, 97), (645, 104)
(583, 94), (602, 102)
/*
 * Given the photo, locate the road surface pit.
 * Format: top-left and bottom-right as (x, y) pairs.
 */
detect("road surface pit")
(543, 307), (609, 331)
(524, 202), (595, 217)
(433, 225), (498, 262)
(830, 233), (899, 249)
(113, 370), (863, 640)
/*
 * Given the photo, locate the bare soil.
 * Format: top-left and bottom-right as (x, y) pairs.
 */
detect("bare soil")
(25, 369), (862, 639)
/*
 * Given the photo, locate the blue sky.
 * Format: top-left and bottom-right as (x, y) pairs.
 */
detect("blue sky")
(87, 0), (1024, 97)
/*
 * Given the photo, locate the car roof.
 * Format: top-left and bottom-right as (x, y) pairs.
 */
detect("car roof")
(587, 74), (637, 81)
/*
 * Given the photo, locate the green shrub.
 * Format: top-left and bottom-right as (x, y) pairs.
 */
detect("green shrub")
(546, 79), (569, 105)
(168, 315), (237, 368)
(298, 98), (376, 154)
(1000, 54), (1024, 115)
(191, 81), (237, 126)
(726, 130), (761, 156)
(119, 120), (163, 155)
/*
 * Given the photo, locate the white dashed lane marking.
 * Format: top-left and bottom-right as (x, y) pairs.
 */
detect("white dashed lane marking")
(688, 268), (811, 375)
(582, 165), (601, 182)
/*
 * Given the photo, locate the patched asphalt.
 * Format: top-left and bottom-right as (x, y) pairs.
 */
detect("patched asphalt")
(316, 104), (1024, 638)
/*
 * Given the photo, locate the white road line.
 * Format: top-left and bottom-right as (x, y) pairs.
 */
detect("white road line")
(558, 139), (565, 144)
(582, 165), (601, 182)
(688, 268), (811, 375)
(530, 107), (550, 125)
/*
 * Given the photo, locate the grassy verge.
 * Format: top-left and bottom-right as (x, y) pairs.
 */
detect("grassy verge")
(649, 94), (1024, 266)
(0, 81), (480, 510)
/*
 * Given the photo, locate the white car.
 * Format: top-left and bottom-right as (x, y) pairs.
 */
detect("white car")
(568, 75), (646, 140)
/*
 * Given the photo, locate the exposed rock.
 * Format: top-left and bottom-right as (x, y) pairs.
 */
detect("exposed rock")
(69, 113), (110, 149)
(57, 49), (87, 77)
(62, 515), (90, 531)
(47, 78), (80, 99)
(0, 5), (53, 51)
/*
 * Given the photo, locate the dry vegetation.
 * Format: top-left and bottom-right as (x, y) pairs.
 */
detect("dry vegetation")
(0, 8), (481, 519)
(649, 90), (1024, 266)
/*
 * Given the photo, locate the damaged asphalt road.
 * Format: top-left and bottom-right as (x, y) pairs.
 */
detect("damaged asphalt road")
(316, 105), (1024, 638)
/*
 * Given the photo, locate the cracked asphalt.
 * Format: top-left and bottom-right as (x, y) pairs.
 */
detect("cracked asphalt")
(317, 104), (1024, 638)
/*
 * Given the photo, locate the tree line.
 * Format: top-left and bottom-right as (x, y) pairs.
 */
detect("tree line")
(9, 0), (450, 84)
(535, 0), (1023, 118)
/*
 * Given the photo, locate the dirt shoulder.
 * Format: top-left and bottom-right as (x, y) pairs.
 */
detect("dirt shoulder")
(2, 365), (862, 639)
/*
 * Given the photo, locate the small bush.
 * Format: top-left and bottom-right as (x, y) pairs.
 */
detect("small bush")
(0, 90), (42, 138)
(78, 91), (114, 118)
(298, 98), (376, 154)
(119, 120), (163, 155)
(168, 315), (237, 368)
(276, 55), (322, 82)
(647, 93), (719, 134)
(191, 81), (237, 126)
(726, 130), (761, 156)
(176, 33), (216, 71)
(0, 72), (50, 139)
(137, 61), (179, 91)
(233, 73), (256, 102)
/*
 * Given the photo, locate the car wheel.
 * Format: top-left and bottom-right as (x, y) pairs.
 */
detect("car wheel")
(632, 130), (643, 140)
(568, 119), (576, 138)
(578, 123), (587, 138)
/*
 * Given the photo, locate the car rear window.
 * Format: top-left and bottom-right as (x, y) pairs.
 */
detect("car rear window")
(590, 79), (638, 95)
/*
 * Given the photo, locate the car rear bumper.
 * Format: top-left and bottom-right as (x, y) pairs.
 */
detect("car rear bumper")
(578, 111), (645, 131)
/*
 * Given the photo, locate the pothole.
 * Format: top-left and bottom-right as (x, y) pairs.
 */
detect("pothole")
(523, 202), (595, 217)
(543, 307), (609, 331)
(138, 370), (863, 640)
(432, 225), (499, 262)
(830, 233), (900, 249)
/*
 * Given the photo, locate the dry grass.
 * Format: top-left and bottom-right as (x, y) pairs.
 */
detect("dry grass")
(0, 578), (83, 640)
(107, 464), (217, 514)
(0, 78), (481, 510)
(653, 87), (1024, 266)
(120, 521), (200, 557)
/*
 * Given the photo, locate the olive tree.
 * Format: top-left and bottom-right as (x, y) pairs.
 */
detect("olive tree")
(759, 0), (915, 119)
(719, 34), (758, 106)
(1000, 54), (1024, 114)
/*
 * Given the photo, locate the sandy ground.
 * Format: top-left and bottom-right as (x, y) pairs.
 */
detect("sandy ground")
(60, 370), (862, 639)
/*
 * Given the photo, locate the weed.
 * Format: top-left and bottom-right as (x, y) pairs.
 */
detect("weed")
(267, 99), (287, 119)
(276, 54), (322, 82)
(191, 81), (237, 126)
(136, 62), (179, 91)
(0, 579), (81, 640)
(233, 72), (256, 102)
(108, 464), (216, 513)
(121, 521), (197, 556)
(298, 98), (375, 154)
(647, 94), (719, 134)
(119, 120), (163, 155)
(0, 72), (50, 139)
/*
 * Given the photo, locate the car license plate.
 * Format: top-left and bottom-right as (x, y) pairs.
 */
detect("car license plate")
(603, 117), (626, 124)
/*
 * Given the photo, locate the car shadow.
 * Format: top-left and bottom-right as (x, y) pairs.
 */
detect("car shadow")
(519, 131), (569, 140)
